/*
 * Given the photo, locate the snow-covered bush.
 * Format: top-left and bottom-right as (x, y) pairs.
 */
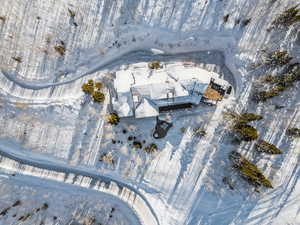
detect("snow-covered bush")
(192, 127), (207, 137)
(144, 143), (157, 153)
(286, 127), (300, 137)
(12, 57), (22, 63)
(54, 45), (66, 56)
(68, 8), (75, 18)
(260, 74), (279, 84)
(222, 177), (235, 190)
(224, 111), (261, 141)
(253, 66), (300, 102)
(223, 14), (230, 23)
(82, 79), (95, 95)
(0, 16), (6, 23)
(239, 158), (273, 188)
(148, 61), (162, 69)
(83, 216), (96, 225)
(264, 50), (293, 66)
(12, 200), (21, 207)
(255, 140), (282, 154)
(225, 111), (263, 124)
(107, 113), (120, 125)
(0, 200), (23, 216)
(233, 123), (258, 141)
(253, 86), (286, 102)
(240, 113), (263, 122)
(95, 82), (103, 89)
(68, 8), (78, 26)
(272, 6), (300, 28)
(133, 141), (142, 149)
(242, 18), (251, 27)
(0, 207), (9, 216)
(99, 152), (114, 164)
(229, 152), (273, 188)
(82, 80), (105, 103)
(19, 213), (33, 222)
(92, 91), (105, 102)
(180, 127), (186, 133)
(41, 203), (48, 210)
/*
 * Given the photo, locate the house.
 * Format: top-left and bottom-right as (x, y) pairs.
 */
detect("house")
(111, 62), (232, 118)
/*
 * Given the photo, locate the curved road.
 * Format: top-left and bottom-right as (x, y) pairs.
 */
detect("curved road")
(0, 140), (160, 225)
(1, 49), (239, 97)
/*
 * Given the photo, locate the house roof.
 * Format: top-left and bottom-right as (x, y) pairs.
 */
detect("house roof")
(111, 92), (134, 117)
(180, 79), (209, 95)
(131, 82), (190, 100)
(114, 62), (228, 91)
(112, 62), (229, 118)
(135, 97), (159, 118)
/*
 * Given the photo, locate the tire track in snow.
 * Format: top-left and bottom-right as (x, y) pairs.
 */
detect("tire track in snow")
(67, 98), (92, 163)
(0, 29), (240, 95)
(256, 110), (300, 224)
(0, 140), (160, 225)
(227, 98), (300, 225)
(176, 0), (196, 31)
(84, 94), (109, 166)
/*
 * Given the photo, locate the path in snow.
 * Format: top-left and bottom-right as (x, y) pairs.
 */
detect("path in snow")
(0, 139), (160, 225)
(0, 28), (241, 100)
(0, 173), (140, 225)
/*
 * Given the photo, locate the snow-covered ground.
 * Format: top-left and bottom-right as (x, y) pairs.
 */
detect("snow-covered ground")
(0, 0), (300, 224)
(0, 172), (141, 225)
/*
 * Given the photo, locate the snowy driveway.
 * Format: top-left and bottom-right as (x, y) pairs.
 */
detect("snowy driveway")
(1, 50), (237, 96)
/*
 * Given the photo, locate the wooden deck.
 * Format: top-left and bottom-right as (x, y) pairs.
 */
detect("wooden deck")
(203, 85), (223, 101)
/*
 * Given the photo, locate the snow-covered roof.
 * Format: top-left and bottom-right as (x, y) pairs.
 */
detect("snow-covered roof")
(112, 92), (134, 117)
(135, 98), (159, 118)
(131, 82), (190, 100)
(114, 62), (227, 92)
(114, 70), (135, 93)
(181, 79), (210, 95)
(112, 62), (229, 118)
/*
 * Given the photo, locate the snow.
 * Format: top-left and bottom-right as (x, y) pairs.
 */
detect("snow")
(115, 62), (226, 95)
(112, 92), (134, 117)
(0, 173), (140, 225)
(0, 0), (300, 224)
(133, 82), (189, 100)
(135, 97), (159, 118)
(0, 138), (160, 225)
(113, 62), (229, 118)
